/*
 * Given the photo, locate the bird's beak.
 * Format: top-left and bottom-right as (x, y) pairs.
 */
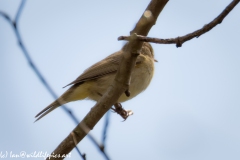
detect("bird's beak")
(154, 59), (158, 62)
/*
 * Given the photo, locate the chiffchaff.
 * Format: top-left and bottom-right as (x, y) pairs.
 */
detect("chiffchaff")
(35, 42), (156, 121)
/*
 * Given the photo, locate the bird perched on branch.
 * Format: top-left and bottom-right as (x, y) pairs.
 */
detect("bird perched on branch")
(35, 42), (156, 121)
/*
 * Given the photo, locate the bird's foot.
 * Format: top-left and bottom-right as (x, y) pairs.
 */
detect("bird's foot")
(111, 103), (133, 121)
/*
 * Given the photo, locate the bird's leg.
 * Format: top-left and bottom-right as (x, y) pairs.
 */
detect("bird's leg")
(111, 103), (133, 121)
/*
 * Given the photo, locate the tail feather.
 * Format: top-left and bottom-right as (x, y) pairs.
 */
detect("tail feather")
(35, 99), (65, 122)
(35, 83), (89, 122)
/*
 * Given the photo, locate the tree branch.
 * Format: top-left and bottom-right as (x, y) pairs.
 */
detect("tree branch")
(1, 1), (110, 159)
(118, 0), (240, 47)
(102, 111), (111, 148)
(46, 0), (169, 159)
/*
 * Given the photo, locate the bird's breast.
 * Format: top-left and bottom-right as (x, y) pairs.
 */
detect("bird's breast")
(118, 58), (154, 102)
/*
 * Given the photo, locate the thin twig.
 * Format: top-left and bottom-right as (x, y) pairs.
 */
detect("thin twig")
(14, 0), (26, 23)
(102, 111), (111, 148)
(74, 147), (86, 160)
(0, 0), (110, 159)
(118, 0), (240, 47)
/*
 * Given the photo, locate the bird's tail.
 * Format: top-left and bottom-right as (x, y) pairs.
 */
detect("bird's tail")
(35, 98), (66, 122)
(35, 83), (90, 122)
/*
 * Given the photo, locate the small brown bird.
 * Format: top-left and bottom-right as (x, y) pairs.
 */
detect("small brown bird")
(35, 42), (156, 121)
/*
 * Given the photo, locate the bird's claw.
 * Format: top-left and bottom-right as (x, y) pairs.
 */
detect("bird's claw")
(111, 103), (133, 121)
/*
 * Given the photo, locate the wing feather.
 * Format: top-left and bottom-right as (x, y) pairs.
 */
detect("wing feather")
(63, 51), (122, 87)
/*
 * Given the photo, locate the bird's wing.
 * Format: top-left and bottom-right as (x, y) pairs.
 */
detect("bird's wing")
(63, 51), (123, 87)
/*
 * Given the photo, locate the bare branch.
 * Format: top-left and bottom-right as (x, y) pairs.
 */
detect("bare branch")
(1, 1), (110, 159)
(14, 0), (26, 24)
(46, 0), (169, 159)
(102, 111), (111, 148)
(119, 0), (240, 47)
(0, 11), (11, 22)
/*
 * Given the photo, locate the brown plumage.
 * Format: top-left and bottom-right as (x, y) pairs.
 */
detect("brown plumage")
(35, 42), (155, 122)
